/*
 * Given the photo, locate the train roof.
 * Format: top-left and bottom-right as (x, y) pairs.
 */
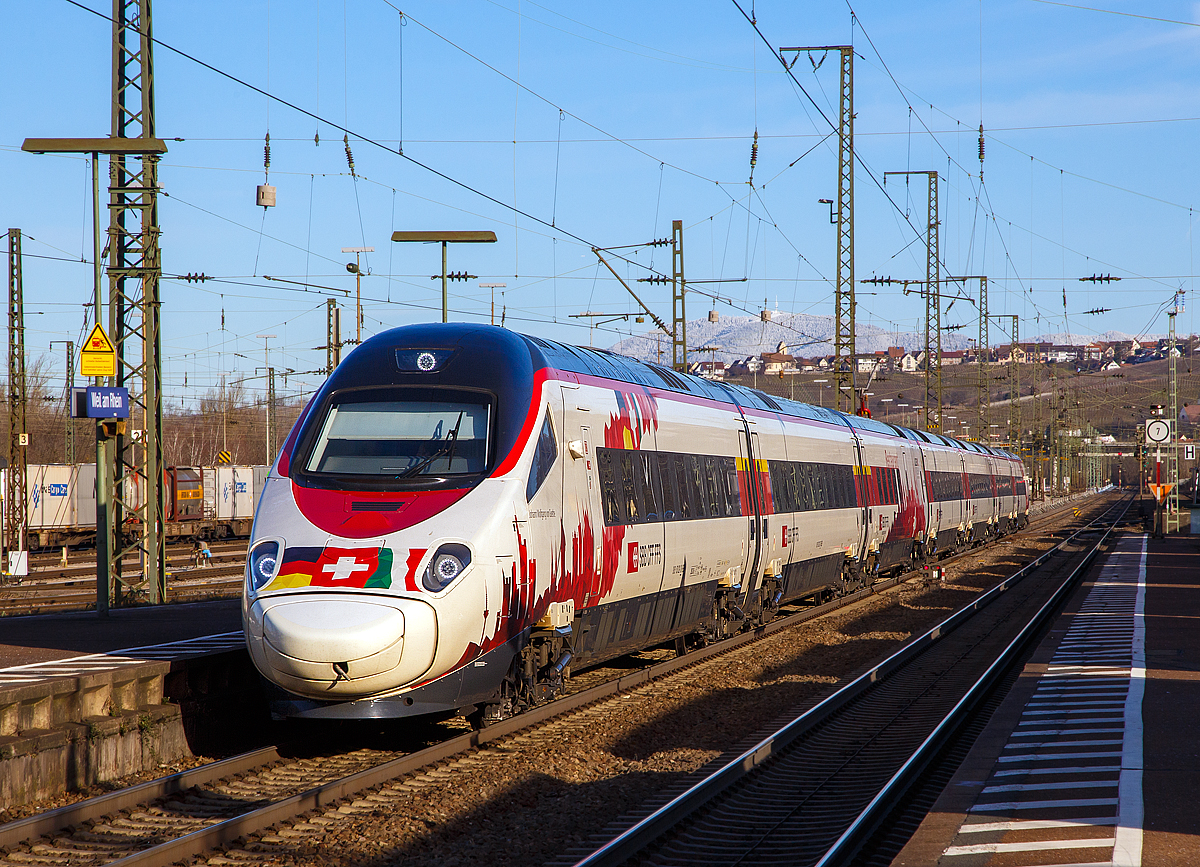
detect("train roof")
(342, 324), (1024, 464)
(521, 331), (1024, 461)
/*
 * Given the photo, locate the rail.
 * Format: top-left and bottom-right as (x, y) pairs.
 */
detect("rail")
(570, 493), (1132, 866)
(0, 490), (1118, 865)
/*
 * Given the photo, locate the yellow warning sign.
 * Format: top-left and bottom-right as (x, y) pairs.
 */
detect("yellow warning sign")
(80, 323), (116, 377)
(1149, 483), (1175, 503)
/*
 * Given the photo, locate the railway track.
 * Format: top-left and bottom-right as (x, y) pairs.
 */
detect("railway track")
(0, 543), (248, 614)
(0, 491), (1117, 866)
(0, 495), (1088, 617)
(568, 494), (1132, 866)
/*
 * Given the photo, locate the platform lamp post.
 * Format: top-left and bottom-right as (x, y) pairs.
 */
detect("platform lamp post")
(22, 136), (167, 616)
(391, 231), (497, 323)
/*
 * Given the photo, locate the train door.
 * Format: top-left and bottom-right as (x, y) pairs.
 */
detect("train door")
(918, 447), (936, 553)
(518, 389), (570, 624)
(555, 383), (589, 604)
(738, 427), (763, 600)
(559, 406), (603, 610)
(851, 432), (871, 562)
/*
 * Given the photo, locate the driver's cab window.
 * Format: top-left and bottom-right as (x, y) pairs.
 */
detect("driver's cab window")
(526, 412), (558, 502)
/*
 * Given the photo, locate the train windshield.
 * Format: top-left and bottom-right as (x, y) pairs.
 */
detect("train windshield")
(303, 395), (491, 479)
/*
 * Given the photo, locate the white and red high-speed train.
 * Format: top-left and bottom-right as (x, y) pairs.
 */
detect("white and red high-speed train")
(242, 324), (1029, 723)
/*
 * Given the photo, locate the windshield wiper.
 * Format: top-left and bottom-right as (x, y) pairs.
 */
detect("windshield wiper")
(397, 412), (464, 478)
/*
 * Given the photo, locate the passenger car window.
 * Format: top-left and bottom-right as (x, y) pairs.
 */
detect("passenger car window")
(658, 452), (678, 520)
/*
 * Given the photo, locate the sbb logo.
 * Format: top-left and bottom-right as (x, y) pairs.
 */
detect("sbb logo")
(627, 541), (639, 573)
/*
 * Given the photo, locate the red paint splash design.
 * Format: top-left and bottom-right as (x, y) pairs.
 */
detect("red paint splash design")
(603, 388), (658, 450)
(886, 472), (928, 543)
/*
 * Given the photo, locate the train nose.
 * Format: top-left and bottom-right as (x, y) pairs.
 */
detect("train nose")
(250, 597), (437, 697)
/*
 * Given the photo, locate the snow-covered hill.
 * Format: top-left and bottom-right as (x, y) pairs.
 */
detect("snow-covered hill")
(605, 313), (1157, 363)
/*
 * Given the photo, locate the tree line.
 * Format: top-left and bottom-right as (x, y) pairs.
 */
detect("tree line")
(6, 355), (305, 468)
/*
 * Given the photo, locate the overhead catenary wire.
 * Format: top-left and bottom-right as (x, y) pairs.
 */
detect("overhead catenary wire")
(42, 0), (1198, 401)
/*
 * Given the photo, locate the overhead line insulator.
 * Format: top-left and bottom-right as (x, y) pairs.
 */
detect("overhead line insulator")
(344, 134), (357, 178)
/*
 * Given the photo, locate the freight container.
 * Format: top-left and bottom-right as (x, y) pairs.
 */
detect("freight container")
(166, 467), (204, 521)
(253, 465), (268, 512)
(76, 463), (97, 526)
(7, 463), (267, 548)
(28, 465), (77, 530)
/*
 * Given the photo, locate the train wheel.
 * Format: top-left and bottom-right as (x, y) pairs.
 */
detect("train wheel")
(467, 692), (514, 730)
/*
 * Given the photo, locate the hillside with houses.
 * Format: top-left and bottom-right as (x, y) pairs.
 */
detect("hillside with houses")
(606, 313), (1177, 382)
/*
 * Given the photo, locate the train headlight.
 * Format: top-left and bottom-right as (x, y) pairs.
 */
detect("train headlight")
(248, 540), (280, 591)
(423, 543), (472, 592)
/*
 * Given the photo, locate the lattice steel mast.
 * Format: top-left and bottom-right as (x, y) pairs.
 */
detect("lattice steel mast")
(992, 314), (1019, 447)
(833, 48), (855, 412)
(1168, 292), (1183, 531)
(109, 0), (165, 603)
(782, 46), (855, 410)
(6, 229), (27, 570)
(884, 171), (940, 430)
(671, 220), (686, 371)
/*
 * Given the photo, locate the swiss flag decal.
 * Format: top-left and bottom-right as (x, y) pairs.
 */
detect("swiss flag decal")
(312, 547), (382, 587)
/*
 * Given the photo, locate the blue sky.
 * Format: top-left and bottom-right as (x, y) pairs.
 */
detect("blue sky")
(3, 0), (1199, 409)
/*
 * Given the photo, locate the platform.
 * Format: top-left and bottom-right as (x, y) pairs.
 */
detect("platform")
(0, 599), (257, 810)
(894, 531), (1200, 866)
(0, 598), (243, 679)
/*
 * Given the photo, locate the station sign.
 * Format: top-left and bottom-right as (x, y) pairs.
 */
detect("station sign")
(79, 323), (117, 377)
(75, 386), (130, 418)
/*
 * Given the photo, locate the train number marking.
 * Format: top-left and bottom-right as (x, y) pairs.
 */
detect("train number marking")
(628, 541), (662, 572)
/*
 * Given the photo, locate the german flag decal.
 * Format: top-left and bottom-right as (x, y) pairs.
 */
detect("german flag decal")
(262, 545), (393, 591)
